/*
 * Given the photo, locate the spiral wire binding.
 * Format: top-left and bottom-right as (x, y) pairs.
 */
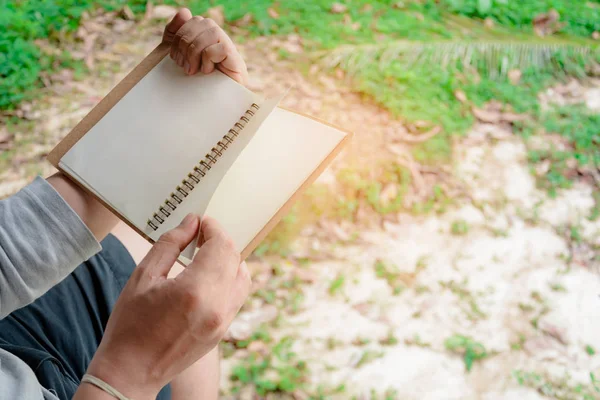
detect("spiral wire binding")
(147, 103), (260, 231)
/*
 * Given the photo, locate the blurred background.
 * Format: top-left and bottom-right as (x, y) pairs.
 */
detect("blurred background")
(1, 1), (600, 399)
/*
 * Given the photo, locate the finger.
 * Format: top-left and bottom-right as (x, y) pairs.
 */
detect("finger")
(139, 213), (199, 278)
(216, 50), (248, 84)
(182, 217), (240, 280)
(201, 44), (219, 74)
(162, 8), (192, 43)
(185, 21), (223, 75)
(233, 261), (252, 308)
(170, 15), (204, 62)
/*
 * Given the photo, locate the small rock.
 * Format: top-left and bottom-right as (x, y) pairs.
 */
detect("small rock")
(151, 5), (177, 20)
(206, 6), (225, 26)
(331, 3), (348, 13)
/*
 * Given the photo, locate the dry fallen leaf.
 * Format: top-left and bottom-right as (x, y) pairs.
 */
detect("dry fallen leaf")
(472, 107), (502, 123)
(233, 13), (252, 27)
(247, 340), (269, 354)
(144, 0), (153, 20)
(0, 132), (11, 144)
(293, 268), (318, 283)
(535, 160), (551, 176)
(331, 3), (348, 13)
(151, 5), (177, 20)
(0, 132), (12, 150)
(267, 7), (279, 19)
(292, 390), (310, 400)
(206, 6), (225, 26)
(508, 69), (522, 85)
(120, 5), (135, 20)
(500, 112), (527, 123)
(533, 9), (563, 36)
(484, 17), (495, 29)
(454, 90), (468, 103)
(380, 183), (398, 207)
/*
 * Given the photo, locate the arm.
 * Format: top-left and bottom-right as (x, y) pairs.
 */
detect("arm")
(170, 347), (220, 400)
(0, 177), (102, 318)
(47, 173), (119, 241)
(74, 216), (251, 400)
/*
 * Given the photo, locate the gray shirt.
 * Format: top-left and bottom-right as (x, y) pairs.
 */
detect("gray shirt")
(0, 177), (101, 399)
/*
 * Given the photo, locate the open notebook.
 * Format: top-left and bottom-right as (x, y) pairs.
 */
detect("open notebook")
(48, 42), (351, 262)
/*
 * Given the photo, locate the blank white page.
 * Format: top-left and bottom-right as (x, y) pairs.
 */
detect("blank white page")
(60, 58), (261, 238)
(205, 108), (347, 251)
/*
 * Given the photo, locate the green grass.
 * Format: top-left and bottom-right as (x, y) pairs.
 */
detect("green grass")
(451, 219), (470, 235)
(5, 0), (600, 249)
(230, 336), (309, 396)
(521, 104), (600, 198)
(442, 0), (600, 37)
(444, 334), (489, 371)
(586, 345), (596, 356)
(374, 259), (410, 295)
(513, 369), (600, 399)
(328, 273), (346, 295)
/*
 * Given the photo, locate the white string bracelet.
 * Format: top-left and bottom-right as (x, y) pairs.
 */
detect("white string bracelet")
(81, 374), (132, 400)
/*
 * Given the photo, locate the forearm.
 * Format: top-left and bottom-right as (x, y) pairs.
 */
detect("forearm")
(170, 347), (220, 400)
(47, 172), (119, 241)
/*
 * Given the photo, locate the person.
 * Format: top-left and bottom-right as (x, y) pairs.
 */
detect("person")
(0, 8), (251, 400)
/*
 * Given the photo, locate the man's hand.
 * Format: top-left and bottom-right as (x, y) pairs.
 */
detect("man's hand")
(77, 214), (251, 399)
(163, 8), (248, 85)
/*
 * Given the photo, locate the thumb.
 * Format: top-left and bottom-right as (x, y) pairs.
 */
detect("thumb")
(139, 213), (199, 278)
(162, 8), (192, 43)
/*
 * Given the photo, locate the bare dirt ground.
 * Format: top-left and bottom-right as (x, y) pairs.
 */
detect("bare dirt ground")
(1, 11), (599, 400)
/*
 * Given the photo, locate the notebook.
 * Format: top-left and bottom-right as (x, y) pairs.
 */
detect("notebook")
(48, 42), (351, 262)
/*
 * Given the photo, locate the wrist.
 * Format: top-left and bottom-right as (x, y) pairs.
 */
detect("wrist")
(86, 353), (161, 400)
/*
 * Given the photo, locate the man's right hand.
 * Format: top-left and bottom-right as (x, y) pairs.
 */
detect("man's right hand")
(80, 214), (251, 399)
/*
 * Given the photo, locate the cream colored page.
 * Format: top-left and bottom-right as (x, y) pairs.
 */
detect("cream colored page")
(179, 94), (285, 259)
(204, 108), (347, 251)
(60, 58), (260, 234)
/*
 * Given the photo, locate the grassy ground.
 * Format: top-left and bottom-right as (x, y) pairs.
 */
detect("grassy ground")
(3, 0), (599, 248)
(3, 2), (600, 398)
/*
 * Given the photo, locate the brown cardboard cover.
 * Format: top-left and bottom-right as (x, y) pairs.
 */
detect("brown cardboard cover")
(47, 42), (352, 260)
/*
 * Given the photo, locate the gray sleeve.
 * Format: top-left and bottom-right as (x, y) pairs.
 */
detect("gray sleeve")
(0, 177), (101, 319)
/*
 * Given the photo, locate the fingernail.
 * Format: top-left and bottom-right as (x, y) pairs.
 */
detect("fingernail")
(184, 61), (190, 74)
(180, 213), (195, 226)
